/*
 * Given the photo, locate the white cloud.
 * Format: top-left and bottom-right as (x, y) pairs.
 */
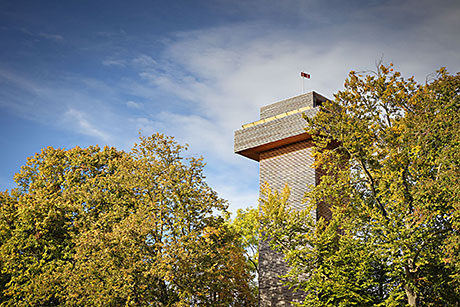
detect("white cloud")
(64, 108), (111, 142)
(102, 59), (127, 67)
(119, 1), (460, 212)
(143, 3), (460, 135)
(132, 55), (157, 68)
(0, 68), (43, 95)
(39, 32), (63, 41)
(0, 67), (122, 145)
(155, 111), (234, 160)
(126, 100), (143, 109)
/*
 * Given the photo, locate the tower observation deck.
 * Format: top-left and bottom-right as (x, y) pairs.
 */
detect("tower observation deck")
(234, 91), (331, 306)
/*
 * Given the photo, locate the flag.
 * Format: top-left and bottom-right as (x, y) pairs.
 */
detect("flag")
(300, 72), (310, 79)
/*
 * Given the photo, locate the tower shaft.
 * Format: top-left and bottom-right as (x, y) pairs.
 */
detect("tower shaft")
(234, 91), (329, 306)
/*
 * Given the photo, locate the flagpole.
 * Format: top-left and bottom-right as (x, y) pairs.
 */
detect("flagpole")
(300, 71), (310, 93)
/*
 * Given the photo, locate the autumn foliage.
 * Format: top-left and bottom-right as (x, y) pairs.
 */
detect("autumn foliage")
(0, 134), (256, 306)
(261, 65), (460, 306)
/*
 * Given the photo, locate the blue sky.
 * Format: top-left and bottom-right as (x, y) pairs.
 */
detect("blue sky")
(1, 0), (460, 213)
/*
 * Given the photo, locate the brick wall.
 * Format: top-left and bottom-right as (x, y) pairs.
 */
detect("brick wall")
(259, 140), (316, 306)
(260, 140), (315, 211)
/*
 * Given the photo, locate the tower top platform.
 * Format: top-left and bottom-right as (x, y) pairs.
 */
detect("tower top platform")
(234, 91), (328, 161)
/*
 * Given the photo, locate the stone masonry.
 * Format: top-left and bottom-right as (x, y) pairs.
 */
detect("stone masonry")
(234, 91), (329, 306)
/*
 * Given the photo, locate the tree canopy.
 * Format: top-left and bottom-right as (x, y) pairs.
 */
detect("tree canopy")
(0, 134), (256, 306)
(261, 65), (460, 306)
(227, 207), (259, 297)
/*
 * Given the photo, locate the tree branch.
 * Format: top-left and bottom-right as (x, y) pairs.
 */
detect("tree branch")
(358, 159), (388, 219)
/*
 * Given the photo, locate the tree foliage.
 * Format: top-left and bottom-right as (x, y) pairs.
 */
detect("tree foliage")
(227, 207), (259, 297)
(261, 65), (460, 306)
(0, 134), (256, 306)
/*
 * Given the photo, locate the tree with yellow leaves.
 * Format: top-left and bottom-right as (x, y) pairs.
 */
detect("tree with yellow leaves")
(0, 134), (256, 306)
(261, 65), (460, 306)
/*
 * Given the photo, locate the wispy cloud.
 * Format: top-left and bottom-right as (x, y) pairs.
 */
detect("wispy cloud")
(102, 59), (127, 67)
(0, 68), (43, 95)
(126, 100), (143, 109)
(0, 68), (121, 146)
(132, 55), (157, 68)
(64, 108), (111, 142)
(39, 32), (63, 41)
(115, 1), (460, 211)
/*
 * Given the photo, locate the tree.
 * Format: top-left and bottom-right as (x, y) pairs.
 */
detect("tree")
(260, 65), (460, 306)
(227, 207), (259, 298)
(0, 134), (256, 306)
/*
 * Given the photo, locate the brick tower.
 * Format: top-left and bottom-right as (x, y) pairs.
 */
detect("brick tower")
(234, 91), (330, 306)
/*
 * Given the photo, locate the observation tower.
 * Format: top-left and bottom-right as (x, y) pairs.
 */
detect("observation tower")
(234, 91), (331, 306)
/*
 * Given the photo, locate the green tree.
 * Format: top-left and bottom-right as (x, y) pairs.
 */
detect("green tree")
(261, 65), (460, 306)
(228, 207), (259, 297)
(0, 134), (256, 306)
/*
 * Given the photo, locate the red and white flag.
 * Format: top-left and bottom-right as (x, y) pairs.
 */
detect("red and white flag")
(300, 72), (310, 79)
